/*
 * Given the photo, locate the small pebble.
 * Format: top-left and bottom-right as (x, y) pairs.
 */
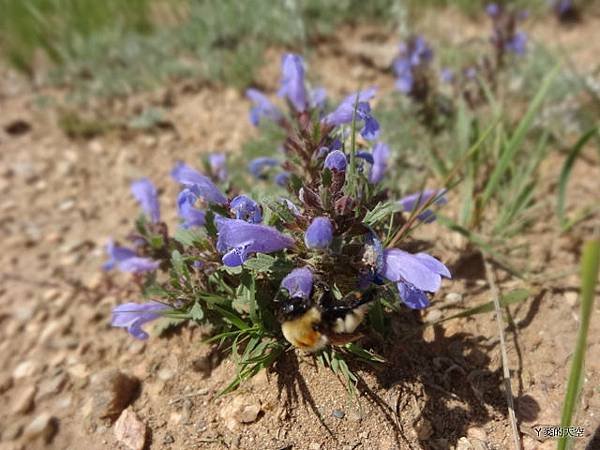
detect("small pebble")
(114, 409), (147, 450)
(22, 413), (57, 443)
(11, 385), (37, 414)
(13, 360), (40, 379)
(332, 409), (345, 419)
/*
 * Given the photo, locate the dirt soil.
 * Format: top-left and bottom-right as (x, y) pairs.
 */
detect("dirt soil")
(1, 10), (599, 450)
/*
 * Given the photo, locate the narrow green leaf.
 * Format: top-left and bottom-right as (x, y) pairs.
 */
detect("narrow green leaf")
(481, 66), (559, 206)
(558, 240), (600, 450)
(432, 289), (530, 324)
(557, 127), (598, 229)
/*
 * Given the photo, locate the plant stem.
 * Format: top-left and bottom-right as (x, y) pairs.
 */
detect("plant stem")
(484, 257), (521, 450)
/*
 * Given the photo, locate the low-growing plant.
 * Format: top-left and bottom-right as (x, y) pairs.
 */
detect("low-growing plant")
(107, 54), (451, 392)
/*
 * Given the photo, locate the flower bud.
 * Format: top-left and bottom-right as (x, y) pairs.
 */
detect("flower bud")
(304, 217), (333, 249)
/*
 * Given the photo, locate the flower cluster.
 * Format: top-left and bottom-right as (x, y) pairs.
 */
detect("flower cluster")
(486, 3), (528, 66)
(394, 36), (434, 101)
(107, 52), (450, 362)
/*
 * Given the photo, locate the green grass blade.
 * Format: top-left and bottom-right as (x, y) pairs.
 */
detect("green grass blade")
(557, 127), (598, 230)
(433, 289), (530, 324)
(558, 240), (600, 450)
(481, 66), (559, 207)
(437, 216), (524, 278)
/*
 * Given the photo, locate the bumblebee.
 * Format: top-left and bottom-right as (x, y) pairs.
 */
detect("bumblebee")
(275, 282), (379, 352)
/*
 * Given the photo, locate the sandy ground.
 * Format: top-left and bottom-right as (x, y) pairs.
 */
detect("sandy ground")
(0, 9), (599, 450)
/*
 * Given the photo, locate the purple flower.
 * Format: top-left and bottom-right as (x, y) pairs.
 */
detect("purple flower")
(304, 217), (333, 249)
(278, 53), (308, 112)
(177, 188), (206, 228)
(465, 67), (478, 79)
(323, 88), (380, 141)
(230, 195), (262, 223)
(281, 267), (313, 299)
(248, 157), (280, 179)
(409, 36), (433, 65)
(382, 249), (451, 309)
(356, 150), (374, 165)
(111, 301), (169, 340)
(398, 189), (447, 223)
(246, 88), (283, 126)
(369, 142), (390, 183)
(208, 153), (228, 182)
(394, 36), (433, 95)
(309, 87), (327, 110)
(171, 162), (227, 205)
(486, 3), (500, 17)
(103, 240), (160, 274)
(506, 31), (527, 55)
(216, 218), (294, 267)
(131, 178), (160, 223)
(324, 150), (347, 172)
(394, 58), (414, 93)
(275, 172), (291, 187)
(440, 68), (454, 83)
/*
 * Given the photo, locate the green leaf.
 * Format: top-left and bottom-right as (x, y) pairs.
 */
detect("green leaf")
(557, 127), (598, 229)
(171, 250), (188, 278)
(148, 234), (164, 249)
(204, 210), (218, 239)
(243, 254), (276, 272)
(363, 201), (404, 227)
(154, 317), (186, 336)
(264, 198), (297, 224)
(173, 227), (205, 247)
(558, 240), (600, 450)
(190, 302), (205, 322)
(143, 282), (170, 299)
(212, 304), (251, 330)
(437, 216), (523, 278)
(244, 253), (294, 275)
(434, 289), (530, 324)
(481, 66), (558, 206)
(322, 168), (332, 187)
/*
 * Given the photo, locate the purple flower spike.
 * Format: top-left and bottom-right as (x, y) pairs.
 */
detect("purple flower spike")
(281, 267), (313, 299)
(304, 217), (333, 249)
(177, 189), (206, 228)
(394, 36), (433, 95)
(230, 195), (262, 224)
(246, 88), (283, 126)
(279, 53), (308, 112)
(103, 240), (160, 274)
(369, 142), (390, 183)
(323, 88), (380, 140)
(131, 178), (160, 223)
(398, 189), (447, 223)
(111, 301), (169, 340)
(248, 157), (280, 179)
(208, 153), (228, 182)
(382, 249), (451, 309)
(324, 150), (347, 172)
(216, 218), (294, 267)
(506, 31), (527, 55)
(171, 162), (227, 205)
